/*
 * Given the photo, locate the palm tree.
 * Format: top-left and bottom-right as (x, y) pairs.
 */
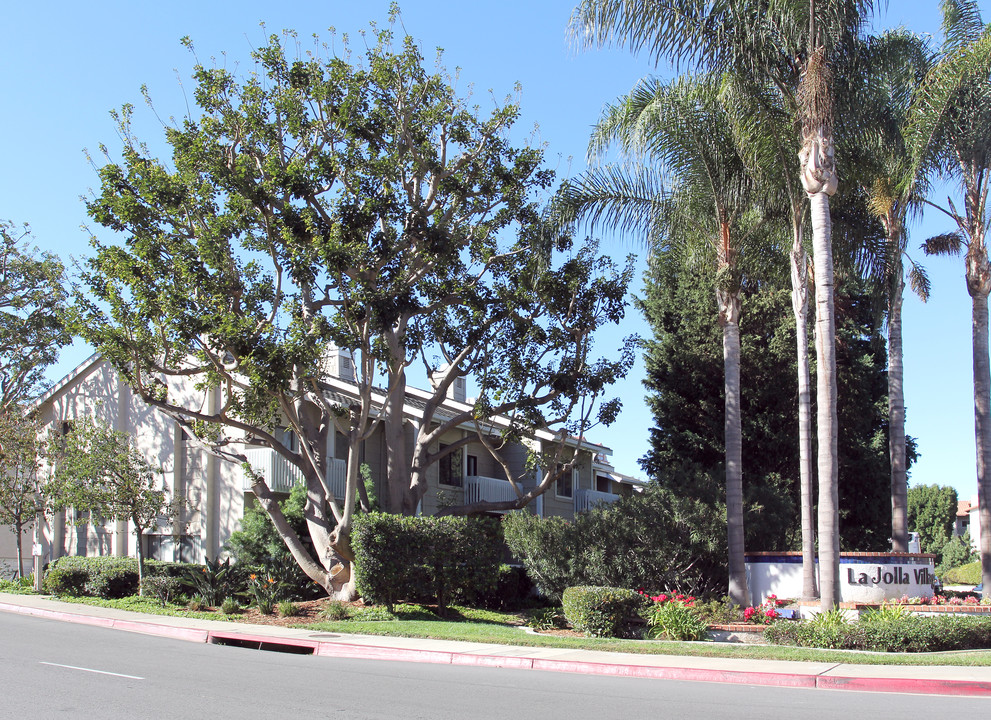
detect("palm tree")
(908, 0), (991, 597)
(554, 74), (764, 606)
(570, 0), (878, 609)
(719, 76), (818, 599)
(849, 30), (933, 552)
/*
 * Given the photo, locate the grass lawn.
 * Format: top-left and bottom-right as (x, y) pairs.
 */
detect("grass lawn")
(36, 594), (991, 667)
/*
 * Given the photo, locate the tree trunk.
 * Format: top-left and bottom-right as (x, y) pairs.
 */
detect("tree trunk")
(718, 287), (748, 607)
(134, 521), (146, 596)
(14, 518), (24, 580)
(790, 231), (818, 600)
(970, 283), (991, 600)
(810, 189), (840, 611)
(888, 250), (908, 552)
(382, 363), (410, 514)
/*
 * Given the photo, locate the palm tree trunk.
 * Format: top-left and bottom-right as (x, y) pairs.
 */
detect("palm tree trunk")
(810, 189), (840, 610)
(972, 289), (991, 599)
(719, 288), (748, 607)
(888, 252), (908, 552)
(790, 232), (818, 600)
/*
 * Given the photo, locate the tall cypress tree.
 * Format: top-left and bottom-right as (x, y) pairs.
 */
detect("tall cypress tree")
(639, 250), (897, 552)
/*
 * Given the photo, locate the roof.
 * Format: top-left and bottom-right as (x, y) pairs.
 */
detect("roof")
(34, 352), (614, 457)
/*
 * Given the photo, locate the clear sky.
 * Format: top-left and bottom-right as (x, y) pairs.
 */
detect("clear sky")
(1, 0), (986, 500)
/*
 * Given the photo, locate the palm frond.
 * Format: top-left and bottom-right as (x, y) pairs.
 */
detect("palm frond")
(922, 232), (965, 256)
(942, 0), (986, 54)
(906, 260), (931, 302)
(549, 164), (668, 247)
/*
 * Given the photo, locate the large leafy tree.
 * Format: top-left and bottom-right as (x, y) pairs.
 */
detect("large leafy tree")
(570, 0), (879, 608)
(0, 223), (70, 411)
(907, 484), (958, 556)
(552, 73), (763, 605)
(910, 0), (991, 598)
(73, 20), (631, 600)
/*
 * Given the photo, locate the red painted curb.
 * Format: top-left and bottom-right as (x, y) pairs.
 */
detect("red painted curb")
(530, 658), (817, 688)
(0, 602), (115, 628)
(817, 675), (991, 696)
(451, 654), (536, 671)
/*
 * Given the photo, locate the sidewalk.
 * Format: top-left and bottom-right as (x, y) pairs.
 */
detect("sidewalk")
(3, 592), (991, 697)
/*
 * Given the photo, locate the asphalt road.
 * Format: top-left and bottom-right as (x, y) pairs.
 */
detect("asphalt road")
(2, 613), (988, 719)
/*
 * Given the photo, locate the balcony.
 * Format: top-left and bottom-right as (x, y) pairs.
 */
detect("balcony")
(575, 488), (620, 513)
(242, 448), (347, 499)
(464, 475), (520, 506)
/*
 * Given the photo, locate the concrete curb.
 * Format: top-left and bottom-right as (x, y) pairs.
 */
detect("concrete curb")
(4, 599), (991, 697)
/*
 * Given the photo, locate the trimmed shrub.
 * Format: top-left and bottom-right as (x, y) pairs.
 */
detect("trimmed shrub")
(43, 562), (90, 597)
(561, 586), (644, 638)
(43, 557), (197, 599)
(504, 484), (727, 602)
(351, 512), (502, 613)
(764, 613), (991, 652)
(43, 557), (138, 598)
(944, 561), (982, 586)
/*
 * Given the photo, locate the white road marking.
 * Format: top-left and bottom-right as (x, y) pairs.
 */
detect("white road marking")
(39, 661), (144, 680)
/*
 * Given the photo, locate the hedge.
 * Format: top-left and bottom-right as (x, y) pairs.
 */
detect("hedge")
(561, 585), (645, 638)
(43, 556), (199, 598)
(764, 614), (991, 652)
(351, 513), (502, 612)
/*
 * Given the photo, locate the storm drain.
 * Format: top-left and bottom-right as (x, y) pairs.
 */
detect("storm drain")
(209, 635), (316, 655)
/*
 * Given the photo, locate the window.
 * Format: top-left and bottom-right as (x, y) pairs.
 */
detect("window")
(596, 473), (611, 493)
(466, 454), (478, 477)
(555, 465), (574, 499)
(439, 444), (463, 487)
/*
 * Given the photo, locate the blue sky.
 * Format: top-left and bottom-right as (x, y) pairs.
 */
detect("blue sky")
(0, 0), (985, 500)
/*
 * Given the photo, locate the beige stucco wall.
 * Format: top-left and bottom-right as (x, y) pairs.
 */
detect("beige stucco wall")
(34, 358), (244, 566)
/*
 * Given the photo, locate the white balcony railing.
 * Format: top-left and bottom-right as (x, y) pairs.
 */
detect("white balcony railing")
(242, 449), (347, 499)
(575, 488), (620, 513)
(464, 475), (519, 506)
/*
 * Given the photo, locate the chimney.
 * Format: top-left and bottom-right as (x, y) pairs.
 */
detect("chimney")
(429, 364), (467, 403)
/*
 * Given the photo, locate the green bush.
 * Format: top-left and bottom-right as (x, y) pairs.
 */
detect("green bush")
(937, 534), (977, 576)
(764, 612), (991, 652)
(278, 600), (300, 617)
(43, 562), (89, 597)
(561, 586), (644, 638)
(142, 576), (182, 607)
(320, 600), (351, 621)
(944, 560), (982, 585)
(225, 483), (325, 601)
(644, 601), (708, 641)
(43, 557), (196, 599)
(504, 484), (727, 602)
(478, 564), (535, 610)
(43, 557), (138, 598)
(351, 512), (502, 613)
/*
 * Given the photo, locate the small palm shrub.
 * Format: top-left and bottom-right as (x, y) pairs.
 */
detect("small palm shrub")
(320, 601), (351, 621)
(644, 600), (708, 641)
(278, 600), (300, 617)
(220, 597), (240, 615)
